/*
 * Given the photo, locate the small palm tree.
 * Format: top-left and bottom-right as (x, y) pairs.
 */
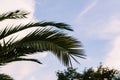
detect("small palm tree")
(0, 10), (85, 67)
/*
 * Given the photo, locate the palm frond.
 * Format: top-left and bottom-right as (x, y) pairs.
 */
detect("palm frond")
(15, 58), (42, 64)
(0, 57), (42, 66)
(0, 28), (85, 66)
(0, 10), (29, 21)
(38, 22), (73, 31)
(0, 10), (84, 67)
(0, 22), (73, 39)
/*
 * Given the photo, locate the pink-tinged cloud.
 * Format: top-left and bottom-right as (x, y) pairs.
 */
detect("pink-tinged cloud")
(104, 36), (120, 69)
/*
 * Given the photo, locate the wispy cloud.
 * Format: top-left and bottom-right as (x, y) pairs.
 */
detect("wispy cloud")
(78, 0), (98, 17)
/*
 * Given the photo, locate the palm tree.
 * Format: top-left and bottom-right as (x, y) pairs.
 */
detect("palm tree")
(0, 10), (85, 67)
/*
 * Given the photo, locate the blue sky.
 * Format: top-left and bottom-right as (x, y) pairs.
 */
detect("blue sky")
(1, 0), (120, 80)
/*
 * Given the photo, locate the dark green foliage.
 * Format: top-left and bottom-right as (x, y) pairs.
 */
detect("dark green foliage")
(82, 64), (119, 80)
(56, 64), (120, 80)
(57, 67), (82, 80)
(0, 74), (14, 80)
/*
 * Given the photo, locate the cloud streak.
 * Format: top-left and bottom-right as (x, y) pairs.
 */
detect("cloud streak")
(78, 0), (98, 17)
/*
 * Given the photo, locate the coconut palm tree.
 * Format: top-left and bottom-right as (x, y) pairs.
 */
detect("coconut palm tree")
(0, 10), (85, 67)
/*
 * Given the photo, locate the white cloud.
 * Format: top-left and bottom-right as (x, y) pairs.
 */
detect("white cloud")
(98, 17), (120, 39)
(1, 61), (45, 80)
(104, 36), (120, 69)
(30, 76), (37, 80)
(0, 0), (34, 13)
(76, 15), (120, 40)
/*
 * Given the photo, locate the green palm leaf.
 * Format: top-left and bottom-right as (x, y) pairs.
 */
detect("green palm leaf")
(0, 10), (29, 21)
(0, 10), (85, 67)
(0, 22), (72, 39)
(0, 28), (84, 66)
